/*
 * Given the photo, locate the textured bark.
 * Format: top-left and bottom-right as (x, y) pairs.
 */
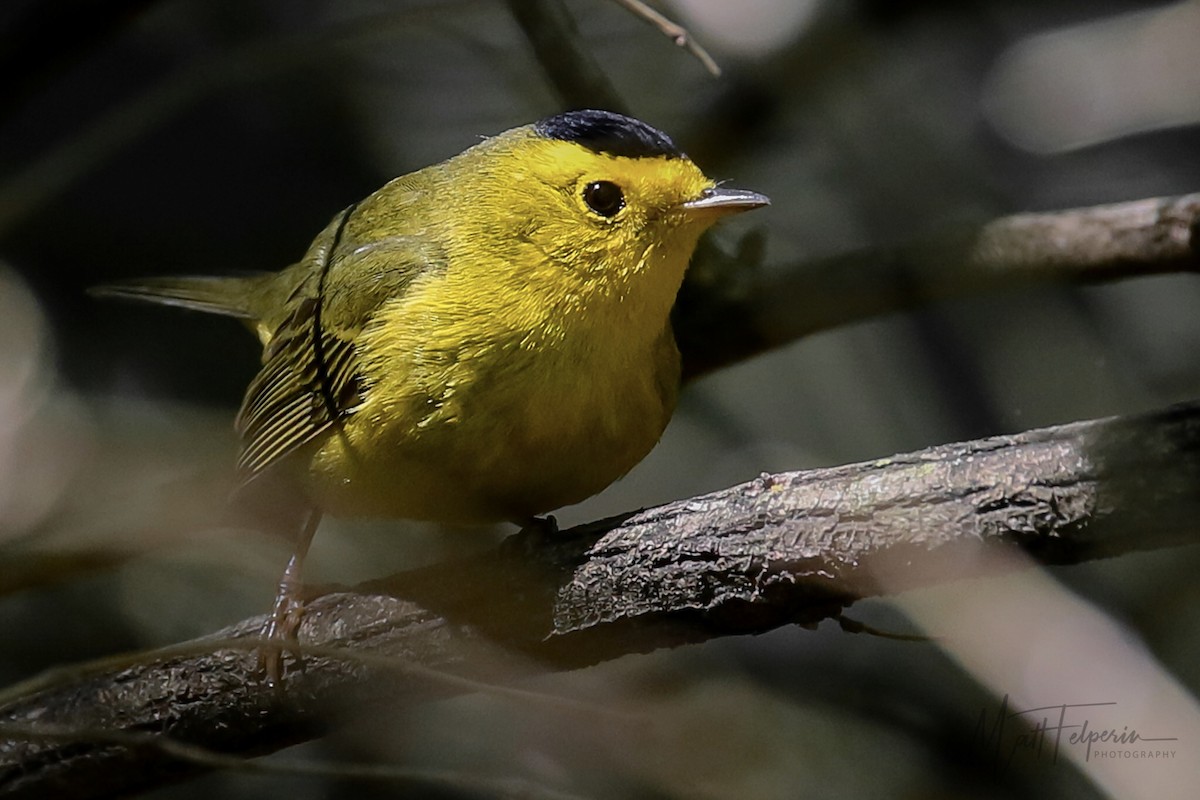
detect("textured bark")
(2, 401), (1198, 799)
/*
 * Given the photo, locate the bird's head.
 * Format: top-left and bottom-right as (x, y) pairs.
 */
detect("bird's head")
(447, 109), (767, 313)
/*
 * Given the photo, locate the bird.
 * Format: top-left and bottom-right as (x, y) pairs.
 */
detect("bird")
(95, 109), (768, 672)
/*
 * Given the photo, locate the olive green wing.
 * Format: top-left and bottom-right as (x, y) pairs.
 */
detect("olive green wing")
(234, 212), (442, 482)
(234, 298), (358, 479)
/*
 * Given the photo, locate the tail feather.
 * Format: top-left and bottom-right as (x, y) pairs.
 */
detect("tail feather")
(89, 275), (263, 319)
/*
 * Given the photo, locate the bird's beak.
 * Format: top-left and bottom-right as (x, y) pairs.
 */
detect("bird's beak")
(682, 187), (770, 215)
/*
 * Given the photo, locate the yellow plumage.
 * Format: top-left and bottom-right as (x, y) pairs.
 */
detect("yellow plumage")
(313, 132), (723, 522)
(95, 110), (767, 673)
(97, 112), (766, 526)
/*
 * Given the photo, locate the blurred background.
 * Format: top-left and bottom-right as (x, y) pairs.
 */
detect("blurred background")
(2, 0), (1199, 797)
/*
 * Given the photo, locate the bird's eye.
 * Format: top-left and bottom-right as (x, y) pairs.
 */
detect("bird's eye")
(582, 181), (625, 218)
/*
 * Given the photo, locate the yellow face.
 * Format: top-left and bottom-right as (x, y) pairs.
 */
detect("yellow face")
(431, 126), (749, 309)
(376, 113), (766, 342)
(478, 134), (717, 282)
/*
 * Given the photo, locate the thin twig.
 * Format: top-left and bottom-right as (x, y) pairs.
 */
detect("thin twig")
(610, 0), (722, 76)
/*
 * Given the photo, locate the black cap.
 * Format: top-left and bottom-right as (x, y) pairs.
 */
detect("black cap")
(534, 109), (683, 160)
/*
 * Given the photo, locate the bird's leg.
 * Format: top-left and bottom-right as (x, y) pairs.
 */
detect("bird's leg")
(259, 508), (322, 685)
(500, 514), (559, 558)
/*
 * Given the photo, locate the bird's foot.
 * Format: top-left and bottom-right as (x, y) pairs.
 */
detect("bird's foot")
(500, 514), (560, 557)
(256, 509), (322, 686)
(257, 560), (309, 687)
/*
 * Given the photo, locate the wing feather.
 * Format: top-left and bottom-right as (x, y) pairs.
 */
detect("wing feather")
(231, 211), (440, 483)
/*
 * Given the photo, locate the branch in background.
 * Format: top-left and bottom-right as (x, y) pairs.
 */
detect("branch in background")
(507, 0), (720, 114)
(677, 192), (1200, 379)
(609, 0), (722, 76)
(3, 400), (1198, 799)
(507, 0), (629, 113)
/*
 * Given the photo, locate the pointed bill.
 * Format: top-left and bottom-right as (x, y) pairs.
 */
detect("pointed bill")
(682, 187), (770, 214)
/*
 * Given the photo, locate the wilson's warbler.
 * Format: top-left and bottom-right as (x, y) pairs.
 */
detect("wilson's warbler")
(97, 109), (767, 656)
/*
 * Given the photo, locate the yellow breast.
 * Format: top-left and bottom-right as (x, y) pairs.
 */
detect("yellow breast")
(306, 242), (684, 523)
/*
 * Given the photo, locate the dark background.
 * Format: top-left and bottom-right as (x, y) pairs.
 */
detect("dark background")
(1, 0), (1198, 797)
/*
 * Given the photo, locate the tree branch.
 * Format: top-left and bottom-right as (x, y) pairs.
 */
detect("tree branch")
(506, 0), (721, 115)
(608, 0), (722, 76)
(3, 400), (1199, 798)
(506, 0), (629, 113)
(677, 192), (1200, 379)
